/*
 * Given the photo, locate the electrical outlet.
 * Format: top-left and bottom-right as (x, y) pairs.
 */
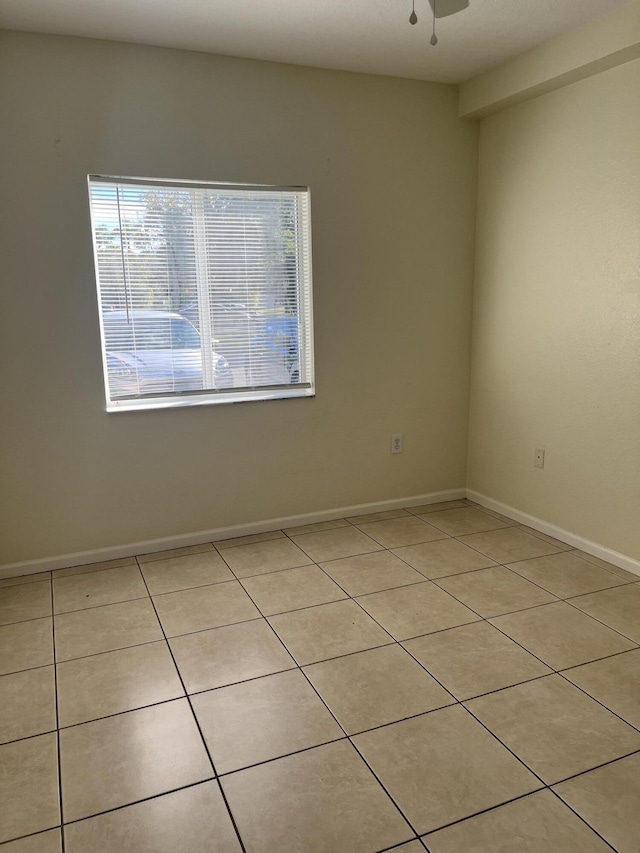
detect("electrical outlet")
(534, 447), (545, 469)
(391, 434), (403, 454)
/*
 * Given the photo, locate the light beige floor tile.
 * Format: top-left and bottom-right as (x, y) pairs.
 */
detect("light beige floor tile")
(52, 565), (147, 614)
(0, 582), (52, 627)
(392, 538), (497, 578)
(458, 528), (562, 563)
(489, 601), (636, 670)
(140, 550), (234, 595)
(215, 530), (285, 549)
(466, 674), (640, 784)
(436, 566), (557, 618)
(55, 598), (163, 662)
(57, 641), (184, 727)
(290, 526), (383, 562)
(169, 619), (295, 693)
(569, 584), (640, 642)
(355, 517), (447, 548)
(404, 621), (551, 700)
(0, 733), (59, 844)
(507, 551), (629, 599)
(283, 519), (349, 536)
(423, 507), (511, 536)
(475, 507), (518, 525)
(304, 644), (454, 734)
(0, 617), (53, 676)
(60, 699), (213, 822)
(356, 582), (480, 641)
(427, 790), (612, 853)
(407, 500), (467, 514)
(573, 550), (639, 581)
(193, 669), (343, 773)
(517, 526), (573, 551)
(64, 781), (241, 853)
(0, 666), (56, 744)
(562, 649), (640, 728)
(603, 564), (640, 582)
(219, 538), (312, 577)
(554, 753), (640, 853)
(241, 565), (346, 616)
(137, 543), (215, 563)
(268, 599), (392, 665)
(0, 572), (51, 588)
(393, 843), (425, 853)
(153, 581), (260, 637)
(54, 556), (137, 578)
(0, 829), (62, 853)
(346, 509), (410, 524)
(222, 740), (412, 852)
(353, 705), (540, 835)
(320, 550), (425, 596)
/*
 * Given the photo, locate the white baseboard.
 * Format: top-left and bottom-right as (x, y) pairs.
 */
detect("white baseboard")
(467, 489), (640, 578)
(0, 488), (466, 579)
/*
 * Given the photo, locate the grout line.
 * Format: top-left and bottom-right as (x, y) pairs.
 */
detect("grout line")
(54, 637), (167, 667)
(558, 645), (640, 674)
(554, 668), (640, 735)
(52, 593), (151, 618)
(485, 612), (640, 679)
(58, 778), (220, 830)
(216, 734), (349, 778)
(162, 615), (264, 642)
(0, 609), (55, 629)
(546, 787), (618, 852)
(134, 557), (248, 853)
(344, 736), (422, 840)
(0, 658), (56, 679)
(0, 576), (52, 590)
(548, 746), (640, 788)
(0, 722), (60, 748)
(50, 576), (65, 852)
(149, 577), (243, 598)
(376, 839), (426, 853)
(417, 788), (548, 840)
(284, 638), (397, 668)
(218, 551), (316, 579)
(427, 575), (563, 619)
(559, 594), (640, 647)
(500, 562), (634, 599)
(54, 694), (185, 734)
(0, 828), (65, 849)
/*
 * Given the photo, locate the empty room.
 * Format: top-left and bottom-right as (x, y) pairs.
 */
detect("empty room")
(0, 0), (639, 850)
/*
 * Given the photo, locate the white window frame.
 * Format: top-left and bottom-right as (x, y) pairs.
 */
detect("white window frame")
(88, 175), (315, 412)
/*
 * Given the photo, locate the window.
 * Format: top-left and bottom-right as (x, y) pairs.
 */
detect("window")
(88, 176), (314, 411)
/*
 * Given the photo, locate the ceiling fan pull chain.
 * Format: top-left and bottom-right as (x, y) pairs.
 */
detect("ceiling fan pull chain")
(431, 0), (438, 44)
(409, 0), (418, 26)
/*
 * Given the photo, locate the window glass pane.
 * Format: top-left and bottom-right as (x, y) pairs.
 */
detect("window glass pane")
(88, 177), (314, 410)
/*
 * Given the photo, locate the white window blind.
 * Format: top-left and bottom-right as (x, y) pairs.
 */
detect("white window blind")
(88, 176), (314, 411)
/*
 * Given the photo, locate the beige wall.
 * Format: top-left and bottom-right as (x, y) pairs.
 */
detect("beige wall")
(467, 58), (640, 560)
(0, 31), (478, 564)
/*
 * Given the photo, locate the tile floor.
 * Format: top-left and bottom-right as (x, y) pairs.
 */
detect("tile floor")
(1, 500), (639, 851)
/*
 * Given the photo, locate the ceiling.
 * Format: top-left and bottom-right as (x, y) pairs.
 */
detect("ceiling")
(0, 0), (632, 84)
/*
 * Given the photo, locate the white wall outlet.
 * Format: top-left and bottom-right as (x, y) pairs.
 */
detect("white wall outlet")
(534, 447), (545, 469)
(391, 434), (403, 454)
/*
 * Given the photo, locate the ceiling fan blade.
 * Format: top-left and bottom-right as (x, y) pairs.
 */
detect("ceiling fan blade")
(427, 0), (470, 19)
